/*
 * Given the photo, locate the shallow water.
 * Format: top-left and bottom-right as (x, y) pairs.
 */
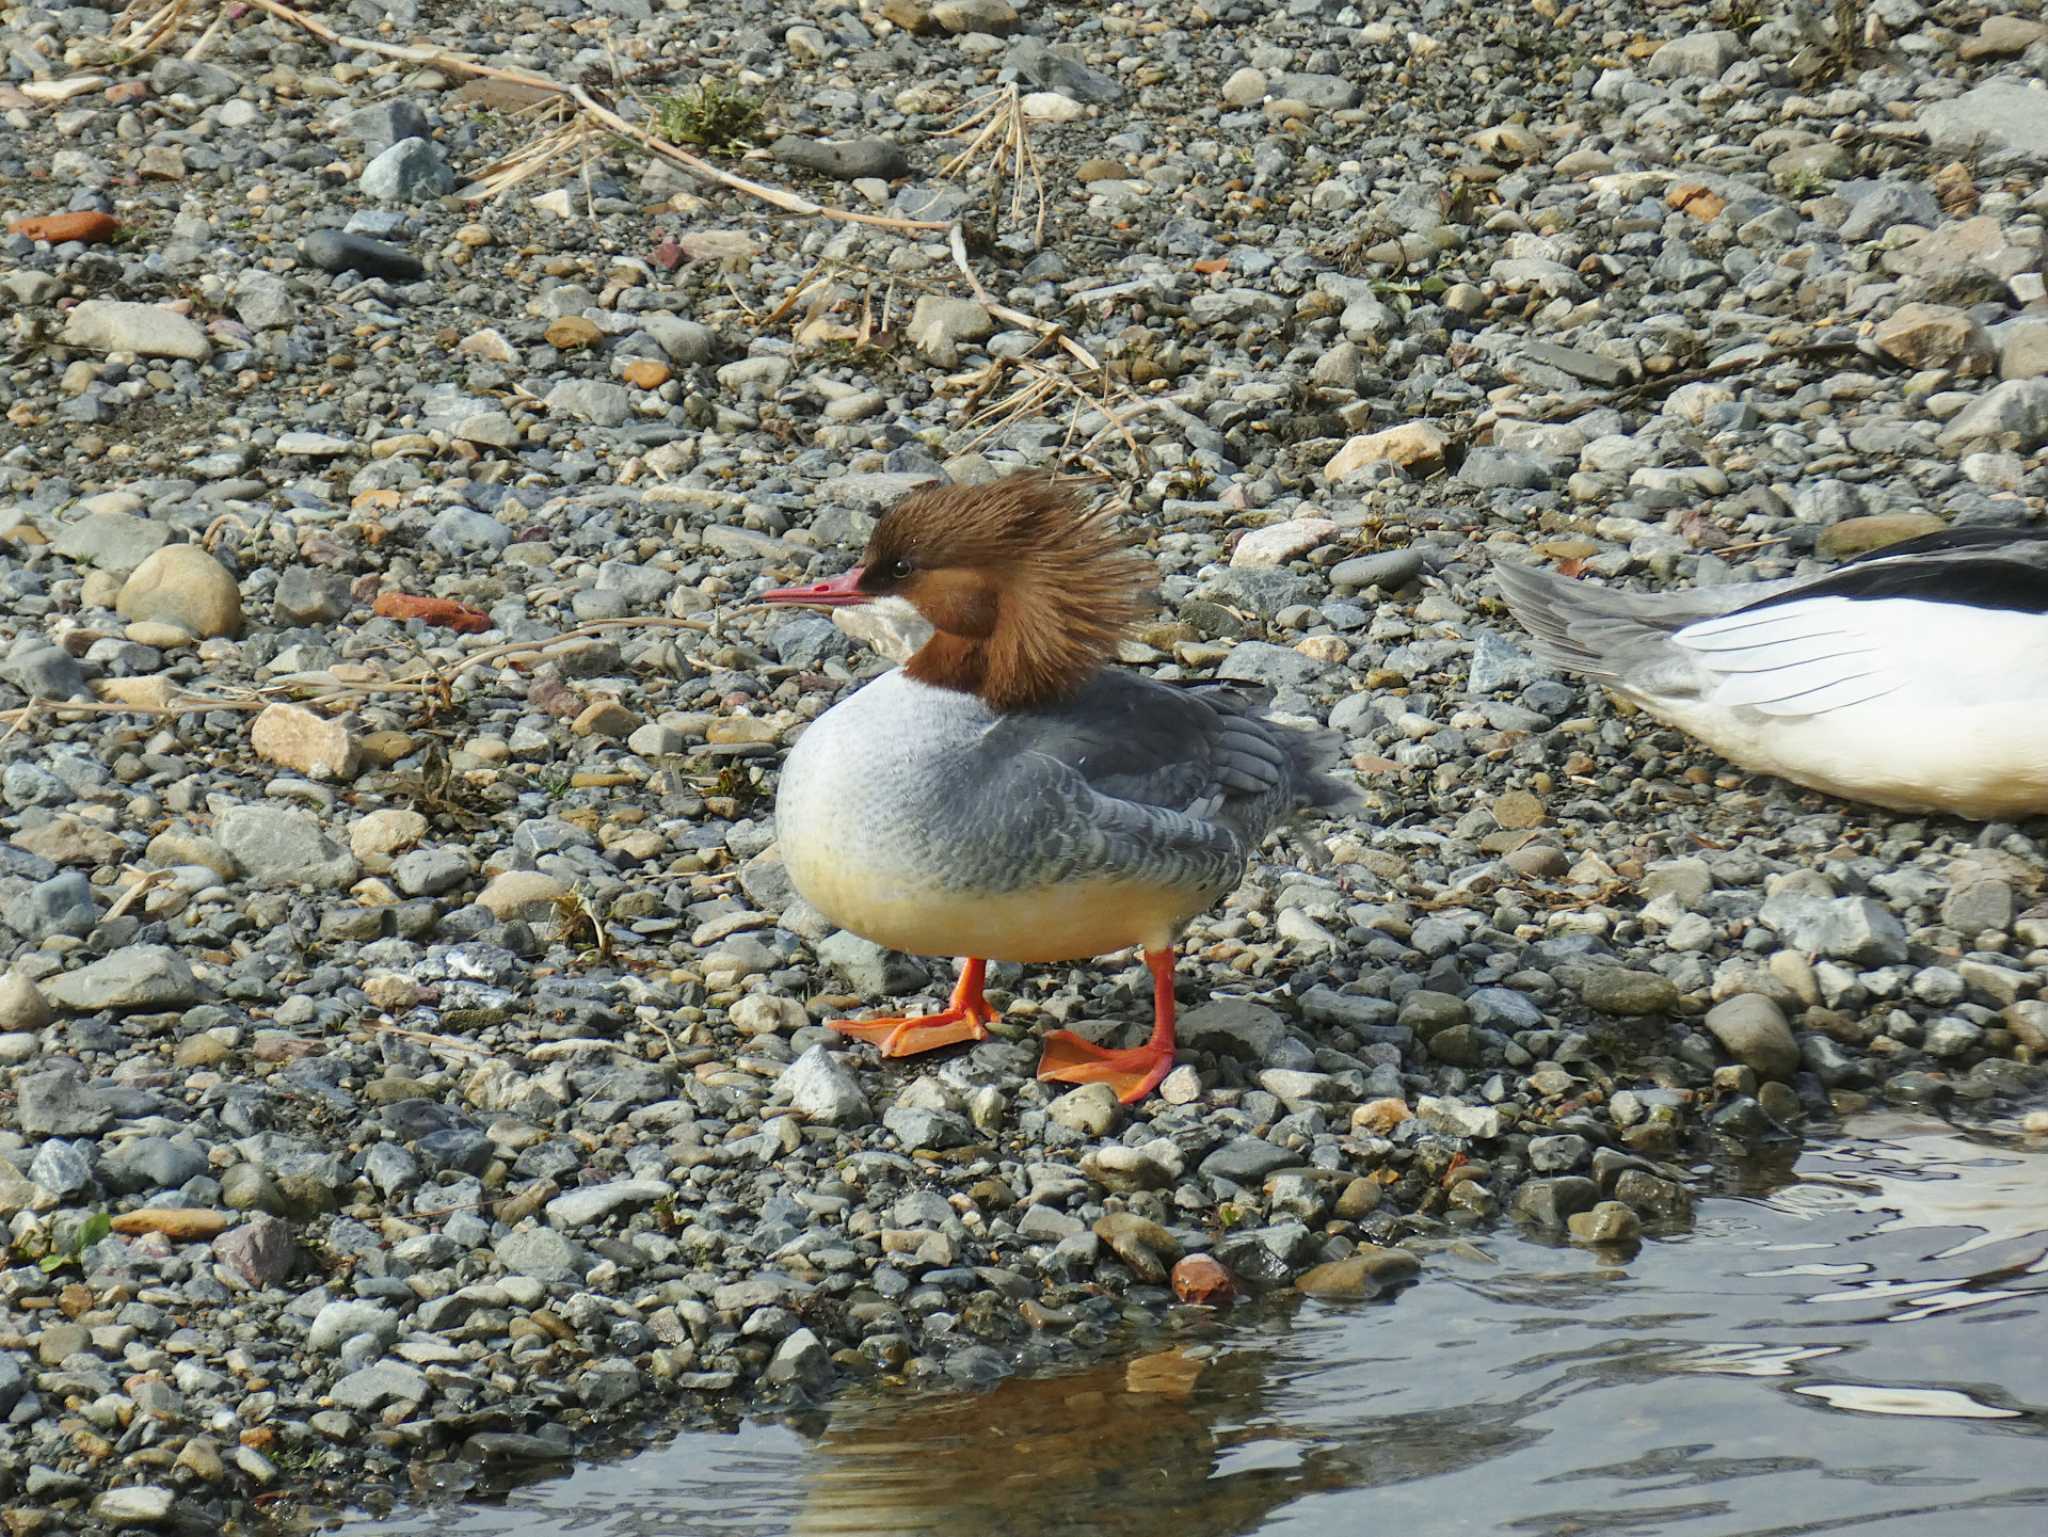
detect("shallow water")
(352, 1113), (2048, 1537)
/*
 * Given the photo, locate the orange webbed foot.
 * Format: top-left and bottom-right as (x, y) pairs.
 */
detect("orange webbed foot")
(1034, 948), (1181, 1104)
(828, 958), (998, 1058)
(1036, 1031), (1176, 1104)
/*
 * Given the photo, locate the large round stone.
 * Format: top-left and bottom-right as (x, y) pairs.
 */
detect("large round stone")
(116, 544), (243, 638)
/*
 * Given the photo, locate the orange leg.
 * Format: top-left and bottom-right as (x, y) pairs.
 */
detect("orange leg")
(1036, 948), (1178, 1104)
(829, 957), (998, 1057)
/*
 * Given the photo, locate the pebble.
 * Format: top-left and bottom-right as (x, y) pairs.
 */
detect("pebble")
(1295, 1245), (1422, 1299)
(88, 1488), (174, 1527)
(1704, 995), (1802, 1082)
(251, 703), (361, 781)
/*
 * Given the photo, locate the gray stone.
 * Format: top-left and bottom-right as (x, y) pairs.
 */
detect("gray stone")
(17, 1065), (113, 1137)
(1046, 1083), (1122, 1137)
(642, 314), (716, 364)
(101, 1136), (207, 1194)
(1330, 548), (1425, 591)
(882, 1106), (974, 1149)
(1579, 968), (1680, 1016)
(1008, 36), (1123, 103)
(1397, 990), (1469, 1036)
(1216, 640), (1328, 688)
(2, 759), (65, 808)
(1198, 1136), (1297, 1184)
(391, 847), (473, 897)
(1528, 1134), (1590, 1173)
(273, 566), (350, 625)
(1704, 994), (1801, 1080)
(1460, 447), (1554, 490)
(1568, 1200), (1642, 1245)
(1180, 998), (1292, 1058)
(217, 805), (360, 890)
(21, 870), (96, 940)
(1520, 340), (1629, 386)
(346, 100), (431, 157)
(817, 931), (927, 995)
(43, 946), (201, 1013)
(213, 1214), (296, 1287)
(772, 136), (911, 181)
(495, 1227), (586, 1284)
(300, 230), (424, 280)
(1943, 877), (2014, 934)
(2003, 321), (2048, 382)
(1648, 29), (1742, 80)
(329, 1360), (429, 1411)
(233, 272), (295, 330)
(1837, 180), (1941, 243)
(429, 507), (514, 557)
(764, 1326), (831, 1390)
(280, 434), (356, 463)
(1760, 888), (1909, 965)
(0, 644), (92, 701)
(544, 1179), (671, 1229)
(1469, 629), (1545, 693)
(306, 1299), (401, 1354)
(907, 296), (995, 365)
(90, 1487), (175, 1527)
(776, 1046), (872, 1124)
(545, 380), (632, 427)
(149, 57), (239, 102)
(1920, 81), (2048, 161)
(1935, 379), (2048, 453)
(51, 511), (171, 573)
(360, 136), (455, 202)
(29, 1140), (94, 1198)
(1270, 73), (1359, 110)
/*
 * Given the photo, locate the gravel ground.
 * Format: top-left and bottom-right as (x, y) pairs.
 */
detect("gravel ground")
(3, 0), (2048, 1528)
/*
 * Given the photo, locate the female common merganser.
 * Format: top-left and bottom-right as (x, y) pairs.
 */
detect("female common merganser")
(1497, 526), (2048, 820)
(761, 473), (1352, 1102)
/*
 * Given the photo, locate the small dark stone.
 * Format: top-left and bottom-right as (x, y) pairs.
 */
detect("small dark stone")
(771, 136), (913, 181)
(1511, 1176), (1601, 1229)
(1612, 1168), (1695, 1224)
(301, 229), (425, 280)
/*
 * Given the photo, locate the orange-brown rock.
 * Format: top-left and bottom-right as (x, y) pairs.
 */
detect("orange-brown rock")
(544, 316), (603, 350)
(110, 1210), (235, 1241)
(371, 592), (492, 633)
(1170, 1253), (1237, 1305)
(7, 211), (120, 244)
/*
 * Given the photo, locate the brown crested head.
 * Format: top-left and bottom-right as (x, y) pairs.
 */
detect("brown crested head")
(855, 473), (1152, 710)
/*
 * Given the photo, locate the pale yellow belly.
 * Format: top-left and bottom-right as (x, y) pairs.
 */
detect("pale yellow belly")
(785, 845), (1201, 962)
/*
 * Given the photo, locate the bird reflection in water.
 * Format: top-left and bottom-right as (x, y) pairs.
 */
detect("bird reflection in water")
(787, 1331), (1547, 1537)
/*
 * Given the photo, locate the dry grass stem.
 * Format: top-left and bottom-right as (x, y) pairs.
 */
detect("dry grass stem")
(938, 86), (1047, 243)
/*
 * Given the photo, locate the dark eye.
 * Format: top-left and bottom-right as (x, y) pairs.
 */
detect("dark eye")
(888, 558), (914, 580)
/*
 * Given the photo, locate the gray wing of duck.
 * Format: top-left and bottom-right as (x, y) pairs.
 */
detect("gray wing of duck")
(953, 671), (1354, 898)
